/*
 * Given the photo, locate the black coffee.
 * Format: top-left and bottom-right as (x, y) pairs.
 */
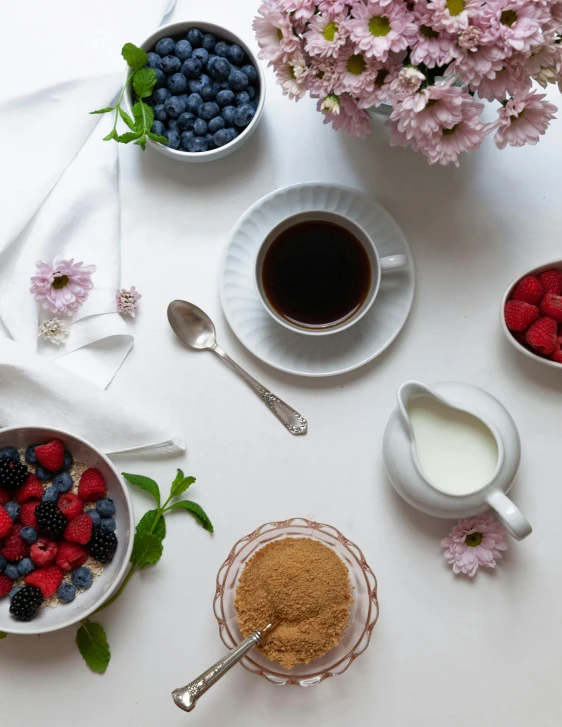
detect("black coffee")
(261, 220), (372, 329)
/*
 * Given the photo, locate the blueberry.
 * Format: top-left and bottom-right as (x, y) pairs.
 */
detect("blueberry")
(177, 112), (196, 131)
(146, 52), (162, 70)
(221, 105), (237, 126)
(186, 137), (209, 152)
(0, 555), (6, 572)
(175, 39), (192, 61)
(205, 132), (217, 150)
(199, 102), (220, 121)
(151, 120), (166, 136)
(144, 95), (155, 108)
(95, 498), (115, 518)
(154, 103), (168, 125)
(163, 128), (181, 150)
(36, 465), (54, 482)
(250, 100), (258, 110)
(154, 68), (166, 88)
(186, 93), (204, 114)
(241, 64), (258, 85)
(200, 85), (216, 101)
(167, 72), (188, 95)
(227, 44), (245, 65)
(215, 41), (229, 57)
(20, 527), (38, 545)
(5, 563), (19, 580)
(53, 471), (73, 493)
(86, 509), (101, 528)
(192, 47), (209, 66)
(180, 130), (195, 149)
(5, 502), (19, 521)
(9, 587), (21, 600)
(193, 118), (208, 136)
(155, 37), (176, 57)
(152, 87), (172, 107)
(228, 69), (249, 92)
(72, 567), (93, 590)
(164, 96), (187, 119)
(188, 79), (204, 95)
(202, 32), (217, 52)
(57, 583), (76, 603)
(208, 56), (231, 81)
(100, 518), (116, 533)
(234, 91), (250, 106)
(25, 445), (38, 465)
(161, 55), (181, 75)
(216, 89), (235, 107)
(60, 450), (73, 472)
(42, 485), (59, 503)
(182, 57), (202, 79)
(214, 128), (234, 147)
(247, 86), (257, 101)
(234, 103), (256, 128)
(18, 558), (34, 576)
(186, 28), (203, 48)
(0, 447), (19, 461)
(208, 115), (226, 133)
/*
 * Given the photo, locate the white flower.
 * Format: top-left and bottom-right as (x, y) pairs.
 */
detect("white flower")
(38, 318), (70, 345)
(392, 66), (426, 93)
(320, 93), (341, 114)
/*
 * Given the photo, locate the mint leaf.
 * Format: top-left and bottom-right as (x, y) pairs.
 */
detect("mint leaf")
(122, 473), (160, 506)
(132, 101), (154, 132)
(134, 135), (147, 151)
(90, 107), (114, 114)
(170, 472), (196, 499)
(130, 532), (163, 568)
(136, 509), (166, 542)
(133, 67), (156, 99)
(103, 129), (118, 141)
(116, 131), (142, 143)
(119, 108), (135, 130)
(0, 631), (7, 640)
(121, 43), (148, 70)
(147, 131), (168, 144)
(168, 500), (214, 533)
(76, 619), (110, 673)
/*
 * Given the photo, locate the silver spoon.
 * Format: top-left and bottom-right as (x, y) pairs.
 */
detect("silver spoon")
(167, 300), (307, 435)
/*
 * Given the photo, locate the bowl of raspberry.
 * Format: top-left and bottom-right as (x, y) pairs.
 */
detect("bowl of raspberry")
(125, 21), (265, 162)
(0, 427), (134, 635)
(501, 261), (562, 369)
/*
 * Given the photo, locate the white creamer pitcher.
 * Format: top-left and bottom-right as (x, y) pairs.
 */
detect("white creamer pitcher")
(383, 381), (532, 540)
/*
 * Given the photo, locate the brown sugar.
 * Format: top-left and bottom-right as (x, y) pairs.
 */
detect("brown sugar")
(234, 537), (352, 669)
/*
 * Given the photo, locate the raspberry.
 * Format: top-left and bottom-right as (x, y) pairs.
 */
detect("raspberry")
(20, 501), (40, 529)
(504, 300), (539, 332)
(35, 502), (68, 539)
(64, 513), (93, 545)
(56, 542), (88, 571)
(0, 457), (28, 490)
(538, 269), (562, 295)
(89, 529), (118, 564)
(25, 565), (63, 598)
(0, 573), (12, 597)
(78, 469), (106, 502)
(0, 505), (13, 538)
(34, 439), (65, 472)
(2, 524), (29, 562)
(512, 275), (543, 305)
(539, 293), (562, 323)
(0, 489), (9, 506)
(551, 348), (562, 364)
(526, 317), (558, 355)
(16, 474), (44, 504)
(58, 492), (83, 520)
(9, 585), (43, 621)
(30, 537), (58, 567)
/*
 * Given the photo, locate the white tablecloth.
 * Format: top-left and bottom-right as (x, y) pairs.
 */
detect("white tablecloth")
(2, 0), (562, 725)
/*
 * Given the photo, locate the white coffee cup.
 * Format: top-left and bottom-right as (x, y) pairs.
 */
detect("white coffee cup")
(254, 210), (408, 336)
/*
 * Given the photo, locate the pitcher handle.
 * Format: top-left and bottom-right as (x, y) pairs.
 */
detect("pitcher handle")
(486, 491), (532, 541)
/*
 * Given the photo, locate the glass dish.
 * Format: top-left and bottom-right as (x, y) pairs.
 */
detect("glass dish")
(213, 518), (379, 686)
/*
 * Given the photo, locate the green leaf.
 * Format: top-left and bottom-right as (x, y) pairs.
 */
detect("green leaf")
(130, 532), (163, 568)
(132, 67), (156, 99)
(136, 509), (166, 542)
(170, 471), (196, 499)
(134, 136), (147, 151)
(0, 631), (7, 640)
(90, 107), (114, 114)
(121, 43), (148, 70)
(119, 108), (135, 130)
(103, 129), (118, 141)
(147, 131), (168, 144)
(168, 500), (214, 533)
(122, 473), (160, 506)
(132, 101), (154, 132)
(76, 619), (111, 673)
(116, 131), (142, 143)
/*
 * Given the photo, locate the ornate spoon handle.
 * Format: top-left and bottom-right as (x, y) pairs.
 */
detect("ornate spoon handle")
(212, 345), (307, 435)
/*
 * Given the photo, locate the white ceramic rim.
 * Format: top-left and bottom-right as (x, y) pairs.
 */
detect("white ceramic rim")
(499, 258), (562, 370)
(124, 20), (266, 161)
(254, 210), (381, 336)
(0, 426), (135, 635)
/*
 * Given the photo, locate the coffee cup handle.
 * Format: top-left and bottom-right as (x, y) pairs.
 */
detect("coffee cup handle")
(486, 491), (532, 541)
(380, 254), (408, 271)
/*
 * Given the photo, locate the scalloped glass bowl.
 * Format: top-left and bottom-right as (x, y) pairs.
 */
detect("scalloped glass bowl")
(213, 518), (379, 686)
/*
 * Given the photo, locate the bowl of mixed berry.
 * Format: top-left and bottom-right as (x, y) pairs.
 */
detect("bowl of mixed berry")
(125, 21), (265, 161)
(0, 427), (133, 634)
(501, 261), (562, 369)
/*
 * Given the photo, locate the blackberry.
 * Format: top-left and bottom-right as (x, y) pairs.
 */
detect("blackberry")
(89, 529), (118, 564)
(35, 501), (67, 539)
(0, 457), (28, 490)
(9, 586), (43, 621)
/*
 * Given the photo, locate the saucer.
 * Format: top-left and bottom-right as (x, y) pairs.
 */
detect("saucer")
(219, 182), (415, 377)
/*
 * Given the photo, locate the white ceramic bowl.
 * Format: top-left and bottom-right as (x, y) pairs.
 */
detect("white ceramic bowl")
(125, 20), (265, 162)
(0, 427), (134, 635)
(500, 259), (562, 370)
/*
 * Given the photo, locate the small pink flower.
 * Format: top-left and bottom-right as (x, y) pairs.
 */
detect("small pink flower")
(357, 55), (402, 107)
(307, 58), (337, 97)
(253, 2), (300, 64)
(418, 94), (486, 165)
(390, 83), (465, 139)
(334, 46), (379, 95)
(304, 11), (348, 59)
(441, 514), (508, 576)
(524, 41), (562, 86)
(427, 0), (481, 33)
(278, 0), (317, 21)
(321, 93), (372, 138)
(30, 258), (96, 315)
(346, 1), (419, 62)
(410, 6), (457, 67)
(489, 0), (548, 54)
(391, 66), (426, 93)
(116, 286), (142, 317)
(276, 53), (310, 99)
(494, 89), (557, 149)
(475, 59), (532, 100)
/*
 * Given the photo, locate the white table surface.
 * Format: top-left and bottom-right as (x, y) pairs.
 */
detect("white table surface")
(3, 0), (562, 724)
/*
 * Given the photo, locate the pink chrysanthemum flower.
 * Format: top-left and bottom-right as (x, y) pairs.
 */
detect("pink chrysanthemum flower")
(276, 53), (310, 99)
(30, 258), (96, 315)
(319, 0), (353, 13)
(307, 59), (337, 97)
(494, 89), (557, 148)
(488, 0), (548, 53)
(278, 0), (317, 21)
(304, 11), (348, 59)
(427, 0), (480, 33)
(391, 66), (426, 93)
(334, 46), (379, 94)
(451, 37), (505, 87)
(410, 7), (457, 67)
(418, 94), (486, 165)
(320, 92), (372, 138)
(357, 55), (403, 107)
(253, 2), (301, 64)
(346, 1), (418, 61)
(116, 286), (142, 317)
(390, 83), (465, 139)
(441, 514), (508, 576)
(525, 41), (562, 86)
(475, 59), (532, 100)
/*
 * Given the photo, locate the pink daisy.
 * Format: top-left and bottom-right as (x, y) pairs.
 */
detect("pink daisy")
(410, 6), (457, 67)
(441, 514), (508, 576)
(278, 0), (317, 21)
(334, 46), (380, 95)
(475, 59), (532, 100)
(253, 2), (301, 64)
(307, 58), (338, 97)
(391, 66), (427, 93)
(357, 55), (403, 107)
(346, 1), (419, 62)
(30, 258), (96, 315)
(418, 94), (486, 165)
(116, 286), (142, 317)
(487, 0), (549, 54)
(427, 0), (481, 33)
(493, 89), (557, 148)
(304, 11), (349, 59)
(320, 93), (372, 138)
(276, 53), (310, 99)
(451, 35), (505, 87)
(389, 83), (465, 139)
(525, 40), (562, 86)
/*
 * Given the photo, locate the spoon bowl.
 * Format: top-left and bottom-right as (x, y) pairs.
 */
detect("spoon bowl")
(167, 300), (217, 350)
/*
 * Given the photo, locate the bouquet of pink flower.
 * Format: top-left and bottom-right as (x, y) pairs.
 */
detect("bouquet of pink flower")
(253, 0), (561, 165)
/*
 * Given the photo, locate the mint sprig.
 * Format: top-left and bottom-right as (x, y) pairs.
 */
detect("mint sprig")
(89, 42), (168, 150)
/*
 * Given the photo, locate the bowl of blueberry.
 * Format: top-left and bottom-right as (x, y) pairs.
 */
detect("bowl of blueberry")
(125, 21), (265, 161)
(0, 427), (134, 634)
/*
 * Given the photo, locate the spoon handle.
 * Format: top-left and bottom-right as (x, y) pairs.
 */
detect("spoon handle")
(213, 346), (307, 435)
